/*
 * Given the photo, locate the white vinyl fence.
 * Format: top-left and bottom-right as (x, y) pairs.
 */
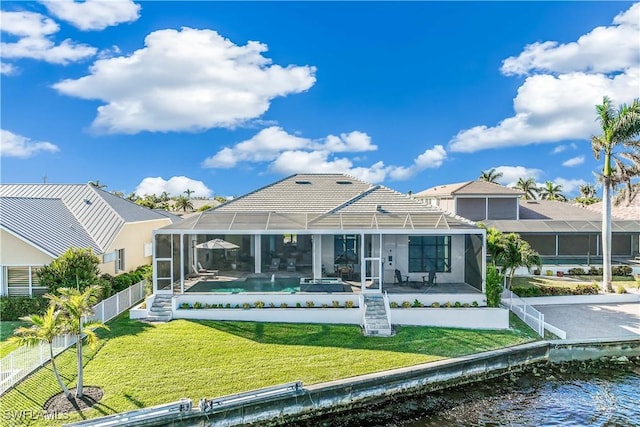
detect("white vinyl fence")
(501, 288), (545, 337)
(0, 280), (146, 396)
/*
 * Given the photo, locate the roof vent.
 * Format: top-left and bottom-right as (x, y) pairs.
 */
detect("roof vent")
(336, 180), (352, 185)
(295, 180), (311, 185)
(83, 199), (92, 205)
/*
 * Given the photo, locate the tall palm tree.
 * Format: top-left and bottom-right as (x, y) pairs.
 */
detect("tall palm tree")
(514, 177), (538, 200)
(538, 181), (567, 201)
(591, 96), (640, 292)
(47, 286), (109, 398)
(11, 305), (71, 399)
(183, 189), (195, 198)
(479, 168), (503, 183)
(578, 184), (596, 199)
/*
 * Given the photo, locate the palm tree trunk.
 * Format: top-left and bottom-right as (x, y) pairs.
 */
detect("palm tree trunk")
(49, 342), (71, 399)
(76, 335), (83, 397)
(602, 179), (613, 292)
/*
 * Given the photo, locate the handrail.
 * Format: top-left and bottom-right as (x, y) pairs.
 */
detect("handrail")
(64, 399), (192, 426)
(383, 291), (392, 328)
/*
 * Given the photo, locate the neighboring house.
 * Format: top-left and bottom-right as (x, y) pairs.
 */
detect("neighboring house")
(153, 174), (486, 295)
(0, 184), (181, 296)
(414, 181), (640, 267)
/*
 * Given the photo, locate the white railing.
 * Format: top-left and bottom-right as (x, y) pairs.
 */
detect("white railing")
(501, 289), (545, 337)
(0, 280), (146, 396)
(382, 291), (392, 328)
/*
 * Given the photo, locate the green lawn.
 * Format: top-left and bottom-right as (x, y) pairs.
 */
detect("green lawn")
(0, 321), (28, 358)
(0, 312), (538, 426)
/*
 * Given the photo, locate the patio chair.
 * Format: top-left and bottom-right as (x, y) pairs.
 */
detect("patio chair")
(269, 258), (280, 272)
(422, 271), (437, 287)
(394, 269), (409, 285)
(286, 258), (297, 272)
(197, 262), (219, 278)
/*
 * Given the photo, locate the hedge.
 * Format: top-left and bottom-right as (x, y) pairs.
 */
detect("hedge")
(512, 284), (599, 298)
(0, 296), (49, 321)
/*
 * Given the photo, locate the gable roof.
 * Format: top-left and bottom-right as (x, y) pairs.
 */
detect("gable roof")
(0, 183), (178, 255)
(161, 174), (478, 232)
(414, 181), (524, 197)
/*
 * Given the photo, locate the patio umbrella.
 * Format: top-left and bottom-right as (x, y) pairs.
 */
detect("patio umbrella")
(195, 239), (239, 250)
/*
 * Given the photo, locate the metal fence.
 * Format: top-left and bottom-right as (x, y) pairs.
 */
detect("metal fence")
(501, 288), (545, 337)
(0, 280), (146, 396)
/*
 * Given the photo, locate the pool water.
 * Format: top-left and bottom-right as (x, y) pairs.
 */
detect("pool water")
(187, 277), (301, 293)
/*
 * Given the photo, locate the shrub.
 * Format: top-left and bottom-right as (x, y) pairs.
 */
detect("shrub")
(225, 303), (231, 309)
(568, 267), (586, 275)
(269, 302), (276, 308)
(305, 301), (315, 308)
(615, 284), (627, 294)
(345, 300), (354, 308)
(545, 270), (553, 276)
(295, 302), (302, 308)
(112, 274), (133, 293)
(472, 301), (479, 307)
(412, 299), (422, 308)
(242, 303), (251, 309)
(254, 301), (265, 308)
(588, 266), (602, 276)
(512, 284), (599, 297)
(0, 296), (49, 321)
(193, 302), (203, 309)
(486, 264), (503, 308)
(280, 303), (288, 308)
(390, 301), (399, 308)
(454, 301), (462, 308)
(462, 303), (470, 308)
(612, 265), (632, 277)
(321, 304), (329, 308)
(180, 302), (190, 309)
(443, 301), (452, 308)
(431, 302), (440, 308)
(332, 300), (340, 308)
(401, 301), (411, 309)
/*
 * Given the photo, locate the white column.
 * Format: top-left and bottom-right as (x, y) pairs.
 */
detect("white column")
(312, 234), (322, 279)
(180, 233), (184, 294)
(254, 235), (261, 273)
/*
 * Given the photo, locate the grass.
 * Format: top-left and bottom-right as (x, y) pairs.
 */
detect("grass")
(0, 312), (538, 426)
(0, 321), (28, 358)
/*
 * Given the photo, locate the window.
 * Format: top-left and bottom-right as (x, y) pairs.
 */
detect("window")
(334, 235), (359, 264)
(115, 248), (125, 273)
(408, 236), (451, 273)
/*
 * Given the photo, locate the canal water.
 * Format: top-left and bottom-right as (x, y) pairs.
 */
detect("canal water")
(304, 364), (640, 427)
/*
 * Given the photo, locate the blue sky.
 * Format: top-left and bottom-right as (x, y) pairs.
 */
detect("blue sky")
(1, 1), (638, 199)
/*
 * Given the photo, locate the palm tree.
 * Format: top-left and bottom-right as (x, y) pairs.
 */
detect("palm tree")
(11, 305), (71, 399)
(514, 177), (538, 200)
(612, 182), (639, 207)
(501, 233), (542, 289)
(591, 96), (640, 292)
(479, 168), (503, 183)
(47, 286), (109, 398)
(183, 189), (195, 198)
(538, 181), (567, 201)
(160, 191), (170, 202)
(174, 195), (194, 212)
(579, 184), (596, 199)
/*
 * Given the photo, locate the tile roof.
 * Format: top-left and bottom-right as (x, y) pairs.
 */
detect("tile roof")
(0, 183), (176, 254)
(414, 181), (525, 197)
(161, 174), (478, 232)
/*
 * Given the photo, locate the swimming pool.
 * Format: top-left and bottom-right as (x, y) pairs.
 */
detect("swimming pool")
(186, 277), (349, 293)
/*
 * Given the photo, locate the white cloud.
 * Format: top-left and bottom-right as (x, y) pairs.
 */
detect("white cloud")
(562, 155), (585, 167)
(0, 129), (60, 158)
(52, 28), (316, 134)
(0, 11), (96, 65)
(0, 62), (17, 75)
(204, 126), (446, 184)
(448, 3), (640, 153)
(501, 3), (640, 76)
(202, 126), (376, 168)
(42, 0), (141, 31)
(491, 166), (543, 187)
(134, 176), (213, 198)
(554, 177), (588, 194)
(551, 143), (577, 154)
